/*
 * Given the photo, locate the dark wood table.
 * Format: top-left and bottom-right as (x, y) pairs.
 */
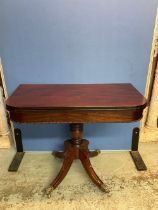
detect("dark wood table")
(6, 83), (147, 196)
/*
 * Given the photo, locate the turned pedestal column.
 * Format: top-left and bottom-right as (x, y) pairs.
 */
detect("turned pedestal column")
(45, 123), (109, 197)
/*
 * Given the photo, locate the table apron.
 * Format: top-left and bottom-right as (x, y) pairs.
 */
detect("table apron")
(9, 109), (143, 123)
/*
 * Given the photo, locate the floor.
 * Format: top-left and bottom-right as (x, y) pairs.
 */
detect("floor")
(1, 142), (158, 210)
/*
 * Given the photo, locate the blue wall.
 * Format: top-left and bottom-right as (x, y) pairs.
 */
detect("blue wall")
(0, 0), (157, 150)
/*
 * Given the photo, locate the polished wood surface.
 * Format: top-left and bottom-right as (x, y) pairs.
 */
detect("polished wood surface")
(8, 108), (145, 123)
(45, 124), (109, 197)
(6, 83), (147, 123)
(6, 83), (146, 110)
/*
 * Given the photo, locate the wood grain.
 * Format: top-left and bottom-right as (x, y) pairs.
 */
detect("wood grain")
(6, 83), (147, 123)
(6, 84), (147, 110)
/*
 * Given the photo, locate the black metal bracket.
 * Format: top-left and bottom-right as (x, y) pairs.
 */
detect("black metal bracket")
(8, 128), (25, 172)
(130, 127), (147, 171)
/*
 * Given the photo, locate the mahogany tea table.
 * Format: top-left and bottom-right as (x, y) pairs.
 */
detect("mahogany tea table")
(6, 84), (147, 197)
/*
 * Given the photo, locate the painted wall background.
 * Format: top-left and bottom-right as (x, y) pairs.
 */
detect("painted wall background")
(0, 0), (157, 150)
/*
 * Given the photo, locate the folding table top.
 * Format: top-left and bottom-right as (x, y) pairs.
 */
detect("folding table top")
(6, 84), (147, 123)
(6, 83), (146, 111)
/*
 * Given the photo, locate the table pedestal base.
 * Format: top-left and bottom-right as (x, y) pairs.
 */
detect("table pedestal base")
(44, 123), (109, 197)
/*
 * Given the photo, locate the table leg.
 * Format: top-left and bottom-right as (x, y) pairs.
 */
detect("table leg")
(130, 127), (147, 171)
(52, 151), (64, 159)
(79, 149), (109, 193)
(45, 147), (74, 197)
(8, 128), (25, 172)
(88, 150), (101, 157)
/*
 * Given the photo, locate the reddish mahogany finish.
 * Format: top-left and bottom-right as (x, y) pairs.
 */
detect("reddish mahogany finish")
(6, 84), (147, 123)
(6, 84), (147, 195)
(45, 123), (109, 197)
(7, 83), (146, 110)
